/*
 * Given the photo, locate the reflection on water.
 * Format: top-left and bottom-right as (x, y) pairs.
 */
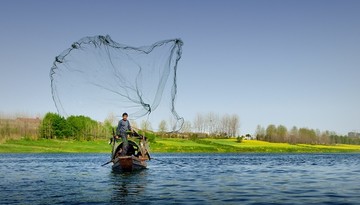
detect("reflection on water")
(110, 169), (148, 204)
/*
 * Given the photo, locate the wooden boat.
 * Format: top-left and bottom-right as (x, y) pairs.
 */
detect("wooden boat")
(110, 131), (151, 172)
(112, 155), (148, 172)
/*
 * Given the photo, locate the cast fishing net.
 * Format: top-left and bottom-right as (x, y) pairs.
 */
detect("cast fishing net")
(50, 35), (184, 130)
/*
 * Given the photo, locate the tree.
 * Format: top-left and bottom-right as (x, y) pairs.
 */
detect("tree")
(193, 113), (205, 133)
(158, 120), (168, 133)
(298, 128), (317, 144)
(220, 114), (230, 136)
(266, 124), (277, 142)
(229, 114), (240, 137)
(255, 125), (266, 140)
(319, 130), (331, 144)
(67, 115), (98, 140)
(289, 126), (298, 144)
(236, 136), (243, 143)
(141, 120), (152, 131)
(180, 120), (192, 133)
(206, 112), (219, 135)
(39, 112), (68, 139)
(277, 125), (287, 143)
(104, 112), (117, 126)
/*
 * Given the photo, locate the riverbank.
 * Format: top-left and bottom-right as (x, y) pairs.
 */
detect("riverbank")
(1, 138), (360, 153)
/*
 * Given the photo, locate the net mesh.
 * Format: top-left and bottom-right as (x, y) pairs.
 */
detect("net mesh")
(50, 35), (184, 130)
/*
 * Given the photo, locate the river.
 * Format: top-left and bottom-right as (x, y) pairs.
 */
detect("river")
(1, 153), (359, 204)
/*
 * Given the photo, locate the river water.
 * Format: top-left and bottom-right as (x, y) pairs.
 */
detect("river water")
(0, 153), (359, 204)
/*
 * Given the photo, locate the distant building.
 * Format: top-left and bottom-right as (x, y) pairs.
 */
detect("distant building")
(348, 132), (360, 138)
(244, 134), (253, 140)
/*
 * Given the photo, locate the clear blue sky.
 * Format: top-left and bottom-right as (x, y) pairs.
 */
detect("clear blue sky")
(0, 0), (359, 135)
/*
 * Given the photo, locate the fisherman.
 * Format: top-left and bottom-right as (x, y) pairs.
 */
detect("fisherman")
(116, 112), (133, 156)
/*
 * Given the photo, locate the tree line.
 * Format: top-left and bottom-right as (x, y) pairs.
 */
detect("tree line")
(157, 112), (240, 138)
(255, 124), (360, 145)
(39, 112), (111, 140)
(2, 112), (358, 145)
(0, 117), (40, 142)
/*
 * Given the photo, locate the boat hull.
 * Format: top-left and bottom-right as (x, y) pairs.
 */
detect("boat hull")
(112, 156), (147, 172)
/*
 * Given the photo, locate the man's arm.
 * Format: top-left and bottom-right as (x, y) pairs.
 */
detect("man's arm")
(116, 120), (121, 136)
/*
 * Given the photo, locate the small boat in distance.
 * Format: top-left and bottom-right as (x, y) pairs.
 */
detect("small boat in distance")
(109, 130), (151, 172)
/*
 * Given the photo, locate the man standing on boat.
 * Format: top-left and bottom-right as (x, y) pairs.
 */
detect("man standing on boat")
(116, 112), (133, 156)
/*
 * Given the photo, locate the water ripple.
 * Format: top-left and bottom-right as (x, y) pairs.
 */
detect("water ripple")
(1, 153), (360, 204)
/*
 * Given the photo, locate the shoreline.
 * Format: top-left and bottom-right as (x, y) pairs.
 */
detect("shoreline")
(0, 138), (359, 154)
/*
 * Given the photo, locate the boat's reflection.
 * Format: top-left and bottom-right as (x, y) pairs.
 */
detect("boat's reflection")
(109, 169), (148, 203)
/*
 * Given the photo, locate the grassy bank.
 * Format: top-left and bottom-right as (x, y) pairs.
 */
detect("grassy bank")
(1, 137), (360, 153)
(0, 139), (110, 153)
(151, 138), (360, 153)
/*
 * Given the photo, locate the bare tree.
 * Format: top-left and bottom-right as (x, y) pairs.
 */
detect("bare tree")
(320, 130), (331, 144)
(168, 117), (174, 131)
(104, 112), (118, 127)
(193, 112), (239, 137)
(180, 120), (192, 133)
(206, 112), (219, 135)
(289, 126), (298, 144)
(255, 125), (266, 140)
(193, 113), (205, 133)
(140, 120), (152, 131)
(158, 120), (168, 133)
(229, 114), (240, 137)
(220, 114), (230, 136)
(130, 120), (138, 130)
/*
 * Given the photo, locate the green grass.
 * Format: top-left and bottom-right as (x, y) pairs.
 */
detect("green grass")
(150, 138), (217, 152)
(0, 138), (111, 153)
(0, 137), (360, 153)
